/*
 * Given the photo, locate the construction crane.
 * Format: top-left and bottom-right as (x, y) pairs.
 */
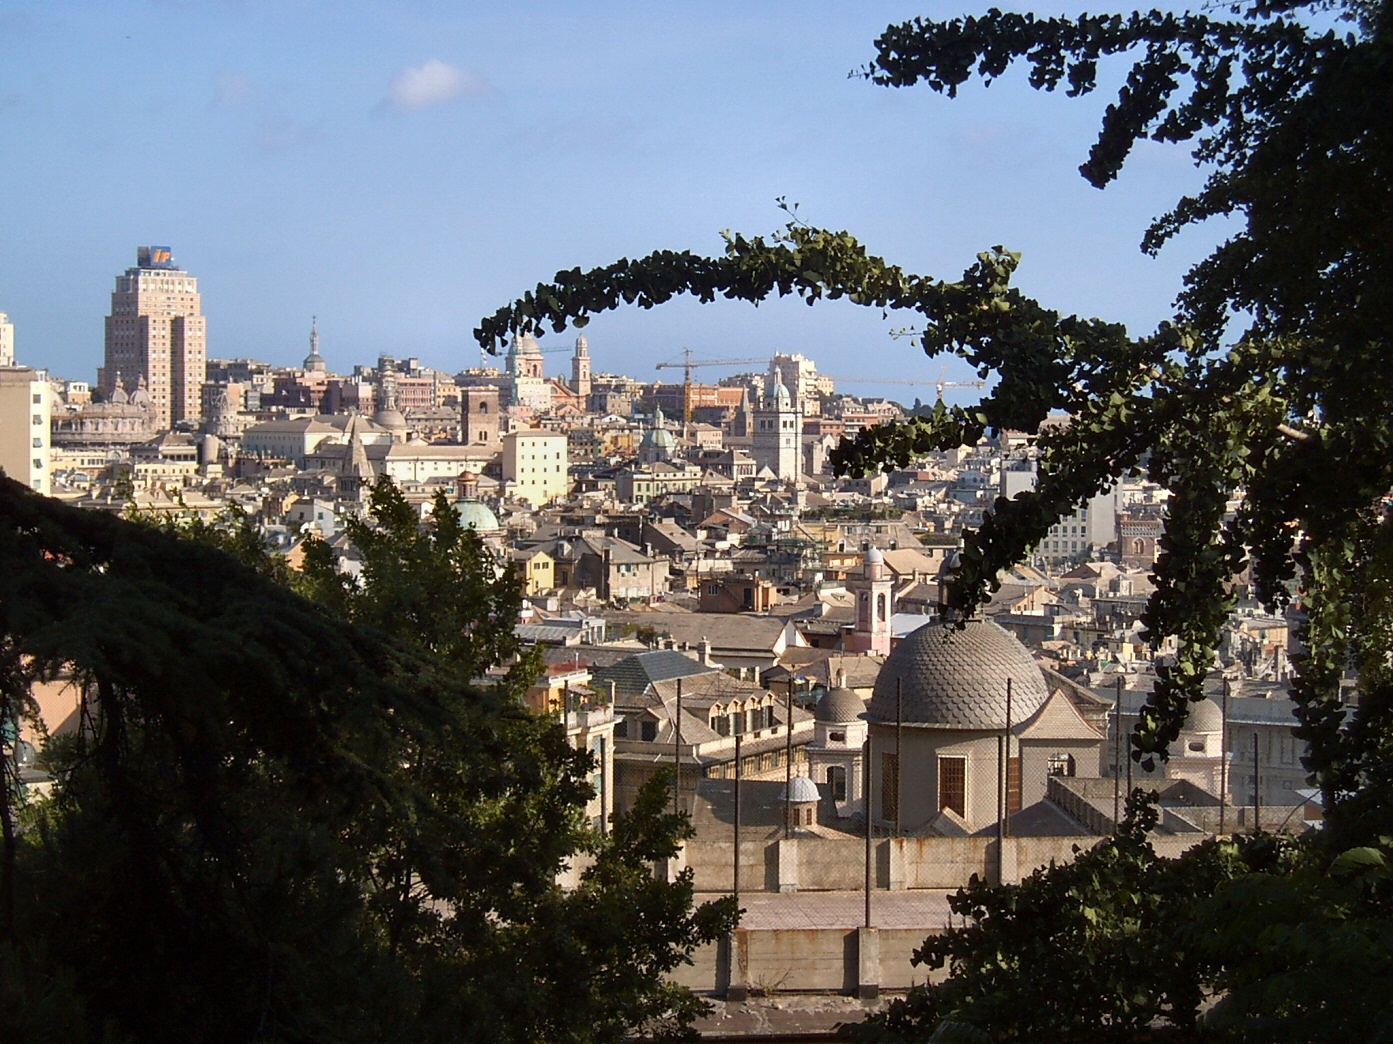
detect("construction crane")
(933, 363), (987, 402)
(654, 349), (767, 423)
(819, 368), (985, 402)
(813, 370), (991, 404)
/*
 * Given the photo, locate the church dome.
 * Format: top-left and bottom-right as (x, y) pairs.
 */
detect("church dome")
(640, 405), (676, 453)
(780, 775), (821, 804)
(453, 499), (500, 532)
(372, 397), (408, 433)
(770, 381), (792, 408)
(1186, 697), (1224, 733)
(815, 686), (865, 724)
(867, 619), (1049, 730)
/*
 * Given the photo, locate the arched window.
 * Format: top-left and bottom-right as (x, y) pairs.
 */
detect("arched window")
(479, 401), (489, 413)
(876, 592), (887, 621)
(827, 765), (847, 801)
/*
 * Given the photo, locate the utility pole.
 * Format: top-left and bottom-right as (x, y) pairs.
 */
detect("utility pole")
(1219, 676), (1230, 835)
(674, 678), (683, 816)
(784, 676), (794, 839)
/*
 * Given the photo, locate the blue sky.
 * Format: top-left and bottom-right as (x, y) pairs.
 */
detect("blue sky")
(1, 1), (1222, 405)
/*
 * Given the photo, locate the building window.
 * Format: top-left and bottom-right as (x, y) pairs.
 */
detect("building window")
(938, 756), (966, 817)
(828, 765), (847, 801)
(1047, 752), (1076, 777)
(640, 719), (657, 742)
(881, 752), (899, 822)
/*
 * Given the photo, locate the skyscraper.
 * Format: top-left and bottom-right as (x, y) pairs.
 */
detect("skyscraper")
(99, 246), (207, 430)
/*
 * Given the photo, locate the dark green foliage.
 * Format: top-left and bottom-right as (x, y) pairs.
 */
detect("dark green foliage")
(853, 832), (1260, 1041)
(0, 475), (733, 1041)
(849, 809), (1393, 1042)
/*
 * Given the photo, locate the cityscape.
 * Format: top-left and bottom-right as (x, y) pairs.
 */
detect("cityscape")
(2, 240), (1313, 1035)
(2, 1), (1386, 1041)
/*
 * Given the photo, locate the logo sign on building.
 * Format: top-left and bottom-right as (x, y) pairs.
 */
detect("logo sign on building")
(138, 245), (176, 269)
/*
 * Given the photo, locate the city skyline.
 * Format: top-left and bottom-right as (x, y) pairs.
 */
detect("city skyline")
(2, 2), (1219, 403)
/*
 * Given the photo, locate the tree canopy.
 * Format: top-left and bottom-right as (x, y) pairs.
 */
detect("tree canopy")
(0, 475), (733, 1042)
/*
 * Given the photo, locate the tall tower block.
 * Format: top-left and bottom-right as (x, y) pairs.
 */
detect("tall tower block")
(100, 246), (207, 430)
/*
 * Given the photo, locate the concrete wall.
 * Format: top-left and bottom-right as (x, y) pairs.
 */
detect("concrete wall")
(682, 839), (780, 893)
(678, 834), (1128, 893)
(669, 927), (943, 995)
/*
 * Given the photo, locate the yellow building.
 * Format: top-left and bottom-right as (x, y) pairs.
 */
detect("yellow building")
(512, 546), (556, 595)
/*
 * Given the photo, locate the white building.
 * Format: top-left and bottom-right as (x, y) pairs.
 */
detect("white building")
(0, 366), (51, 495)
(0, 312), (13, 367)
(750, 380), (801, 483)
(241, 415), (393, 467)
(502, 429), (568, 505)
(1001, 460), (1119, 563)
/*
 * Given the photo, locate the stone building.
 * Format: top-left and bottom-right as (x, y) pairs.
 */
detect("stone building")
(865, 619), (1105, 834)
(803, 682), (869, 820)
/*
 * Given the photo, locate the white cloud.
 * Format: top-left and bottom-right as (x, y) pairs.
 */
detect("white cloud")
(387, 59), (488, 113)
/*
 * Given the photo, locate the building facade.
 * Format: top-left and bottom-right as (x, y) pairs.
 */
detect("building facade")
(0, 367), (51, 494)
(502, 429), (569, 505)
(750, 380), (802, 483)
(460, 385), (501, 449)
(0, 311), (13, 367)
(99, 246), (207, 430)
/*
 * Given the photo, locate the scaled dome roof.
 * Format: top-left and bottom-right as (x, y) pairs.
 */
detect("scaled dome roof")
(1186, 697), (1224, 733)
(815, 686), (866, 724)
(867, 619), (1049, 730)
(453, 499), (500, 532)
(779, 775), (822, 803)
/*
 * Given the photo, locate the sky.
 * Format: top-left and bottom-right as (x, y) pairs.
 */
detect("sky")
(0, 1), (1226, 406)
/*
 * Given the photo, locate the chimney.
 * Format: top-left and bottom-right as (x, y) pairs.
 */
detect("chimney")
(699, 637), (713, 666)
